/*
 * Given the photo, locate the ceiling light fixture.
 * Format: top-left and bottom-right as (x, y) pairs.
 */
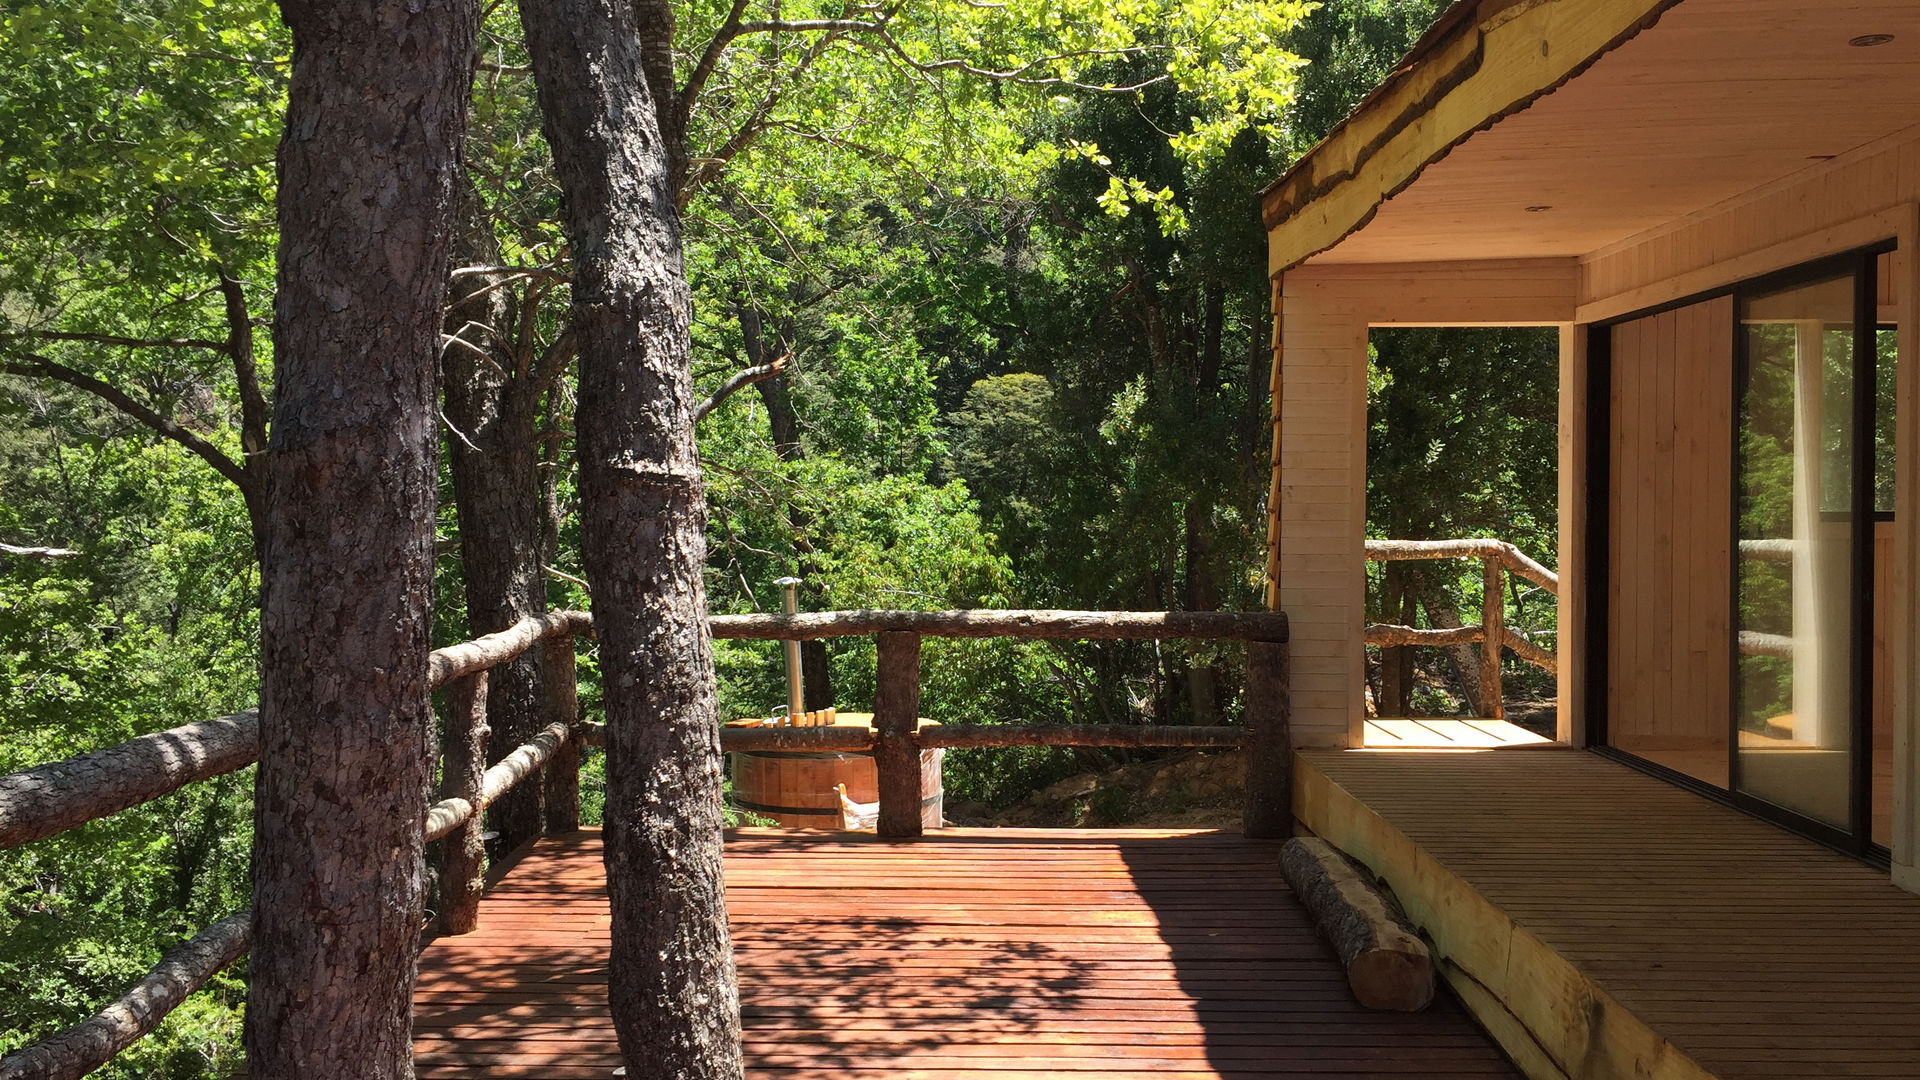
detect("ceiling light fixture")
(1849, 33), (1895, 47)
(1524, 205), (1552, 213)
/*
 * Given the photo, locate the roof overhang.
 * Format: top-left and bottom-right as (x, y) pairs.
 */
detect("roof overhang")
(1264, 0), (1920, 275)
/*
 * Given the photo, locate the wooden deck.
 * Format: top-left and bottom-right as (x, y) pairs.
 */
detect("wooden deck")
(413, 828), (1520, 1078)
(1362, 718), (1553, 750)
(1297, 749), (1920, 1080)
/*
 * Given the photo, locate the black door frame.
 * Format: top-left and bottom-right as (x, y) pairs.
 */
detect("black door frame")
(1583, 241), (1894, 864)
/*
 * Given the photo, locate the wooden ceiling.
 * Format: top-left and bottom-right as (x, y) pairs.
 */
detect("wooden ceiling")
(1293, 0), (1920, 267)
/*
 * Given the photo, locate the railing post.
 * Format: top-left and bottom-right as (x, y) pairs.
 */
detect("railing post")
(541, 636), (581, 834)
(441, 670), (489, 935)
(1480, 556), (1504, 720)
(1241, 639), (1292, 838)
(874, 630), (923, 838)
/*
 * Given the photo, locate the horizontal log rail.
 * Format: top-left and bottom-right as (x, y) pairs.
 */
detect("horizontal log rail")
(710, 608), (1290, 642)
(1, 604), (1293, 1079)
(0, 612), (591, 853)
(1362, 539), (1559, 719)
(1365, 538), (1557, 595)
(0, 914), (253, 1080)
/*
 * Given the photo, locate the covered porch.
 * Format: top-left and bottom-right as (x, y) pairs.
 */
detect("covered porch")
(1295, 748), (1920, 1079)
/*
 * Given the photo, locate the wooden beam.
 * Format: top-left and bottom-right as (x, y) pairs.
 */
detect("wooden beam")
(872, 631), (923, 839)
(437, 672), (489, 935)
(0, 711), (259, 851)
(1262, 0), (1681, 273)
(1241, 640), (1292, 838)
(0, 913), (251, 1080)
(918, 724), (1247, 749)
(709, 609), (1289, 642)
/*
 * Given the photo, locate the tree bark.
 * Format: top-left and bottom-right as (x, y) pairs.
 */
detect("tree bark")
(247, 1), (475, 1075)
(438, 672), (489, 935)
(517, 0), (742, 1074)
(1278, 838), (1432, 1011)
(442, 172), (550, 854)
(873, 631), (923, 838)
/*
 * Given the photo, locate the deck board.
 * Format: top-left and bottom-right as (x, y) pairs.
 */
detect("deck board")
(1299, 749), (1920, 1079)
(413, 828), (1520, 1078)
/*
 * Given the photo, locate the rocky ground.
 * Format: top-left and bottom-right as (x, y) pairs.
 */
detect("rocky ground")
(943, 749), (1247, 829)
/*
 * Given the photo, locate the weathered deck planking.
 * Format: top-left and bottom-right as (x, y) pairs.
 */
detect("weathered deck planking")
(413, 828), (1520, 1078)
(1299, 750), (1920, 1079)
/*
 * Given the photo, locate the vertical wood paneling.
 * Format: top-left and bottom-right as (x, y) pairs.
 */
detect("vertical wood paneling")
(1608, 297), (1733, 759)
(1279, 282), (1367, 748)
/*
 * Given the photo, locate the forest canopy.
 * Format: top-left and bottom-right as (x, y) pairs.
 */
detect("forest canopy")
(0, 0), (1566, 1072)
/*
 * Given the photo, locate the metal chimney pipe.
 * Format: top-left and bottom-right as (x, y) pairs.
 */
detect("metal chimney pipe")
(774, 576), (804, 720)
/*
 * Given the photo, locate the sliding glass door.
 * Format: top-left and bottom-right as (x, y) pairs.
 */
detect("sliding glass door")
(1732, 256), (1878, 847)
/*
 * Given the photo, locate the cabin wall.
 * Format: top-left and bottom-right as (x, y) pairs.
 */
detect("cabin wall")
(1605, 298), (1733, 776)
(1275, 261), (1577, 748)
(1577, 138), (1920, 887)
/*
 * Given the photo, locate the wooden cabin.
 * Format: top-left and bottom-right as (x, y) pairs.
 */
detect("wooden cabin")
(1265, 1), (1920, 1076)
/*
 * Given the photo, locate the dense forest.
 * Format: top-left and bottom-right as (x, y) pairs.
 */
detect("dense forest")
(0, 0), (1561, 1071)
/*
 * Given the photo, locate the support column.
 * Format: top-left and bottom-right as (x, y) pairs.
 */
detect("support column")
(1890, 212), (1919, 893)
(1277, 273), (1371, 748)
(1556, 323), (1588, 746)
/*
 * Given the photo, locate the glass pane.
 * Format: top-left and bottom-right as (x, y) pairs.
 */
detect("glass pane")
(1735, 274), (1857, 830)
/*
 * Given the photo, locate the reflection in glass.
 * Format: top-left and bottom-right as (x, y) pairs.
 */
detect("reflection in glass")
(1735, 275), (1857, 830)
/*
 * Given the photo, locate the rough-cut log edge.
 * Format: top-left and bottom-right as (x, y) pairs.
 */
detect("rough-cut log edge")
(424, 720), (570, 843)
(1502, 629), (1556, 674)
(709, 609), (1289, 642)
(1364, 623), (1483, 648)
(917, 725), (1249, 749)
(0, 711), (259, 851)
(427, 609), (592, 688)
(1279, 837), (1433, 1012)
(0, 912), (251, 1080)
(1364, 539), (1557, 595)
(1738, 630), (1793, 659)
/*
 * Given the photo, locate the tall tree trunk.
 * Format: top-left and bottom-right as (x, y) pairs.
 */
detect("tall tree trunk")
(443, 175), (549, 853)
(1415, 577), (1488, 717)
(741, 304), (833, 709)
(248, 1), (475, 1076)
(518, 0), (743, 1074)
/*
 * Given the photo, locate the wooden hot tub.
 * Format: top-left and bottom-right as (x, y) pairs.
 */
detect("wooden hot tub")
(727, 711), (944, 829)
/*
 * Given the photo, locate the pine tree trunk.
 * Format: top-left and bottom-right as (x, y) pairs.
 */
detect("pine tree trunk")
(518, 0), (743, 1074)
(443, 175), (549, 853)
(247, 1), (475, 1076)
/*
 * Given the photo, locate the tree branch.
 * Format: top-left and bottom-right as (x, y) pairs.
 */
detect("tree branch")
(680, 0), (754, 119)
(695, 353), (788, 422)
(1, 353), (254, 495)
(0, 330), (228, 352)
(217, 272), (269, 466)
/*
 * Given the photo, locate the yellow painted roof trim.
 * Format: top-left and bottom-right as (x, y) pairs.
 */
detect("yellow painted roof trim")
(1263, 0), (1682, 275)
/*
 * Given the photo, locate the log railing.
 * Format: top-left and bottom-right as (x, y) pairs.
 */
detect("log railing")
(0, 611), (590, 1080)
(0, 606), (1291, 1079)
(1363, 539), (1557, 720)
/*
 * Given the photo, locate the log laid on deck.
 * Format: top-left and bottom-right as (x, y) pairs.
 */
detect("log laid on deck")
(709, 608), (1290, 642)
(0, 912), (251, 1080)
(1280, 836), (1433, 1012)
